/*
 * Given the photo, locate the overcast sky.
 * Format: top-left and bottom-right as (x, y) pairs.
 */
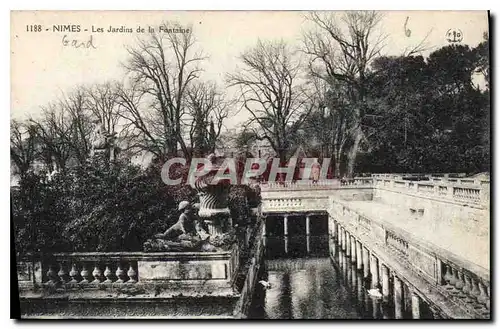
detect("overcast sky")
(11, 10), (488, 130)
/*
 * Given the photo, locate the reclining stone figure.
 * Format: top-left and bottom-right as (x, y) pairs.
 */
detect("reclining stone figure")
(143, 201), (215, 252)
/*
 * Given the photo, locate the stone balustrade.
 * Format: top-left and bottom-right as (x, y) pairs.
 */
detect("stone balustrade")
(18, 249), (239, 292)
(261, 196), (329, 213)
(260, 176), (488, 208)
(260, 177), (373, 191)
(371, 173), (489, 186)
(373, 178), (488, 208)
(329, 198), (490, 319)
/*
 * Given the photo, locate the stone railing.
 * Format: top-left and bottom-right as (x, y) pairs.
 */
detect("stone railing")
(371, 173), (489, 186)
(329, 198), (490, 318)
(17, 248), (239, 292)
(261, 196), (330, 213)
(260, 177), (373, 191)
(373, 178), (488, 208)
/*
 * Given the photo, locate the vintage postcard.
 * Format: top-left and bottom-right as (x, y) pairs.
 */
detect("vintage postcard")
(11, 10), (490, 320)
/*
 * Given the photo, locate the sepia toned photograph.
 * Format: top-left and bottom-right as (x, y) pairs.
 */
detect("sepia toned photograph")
(10, 10), (490, 320)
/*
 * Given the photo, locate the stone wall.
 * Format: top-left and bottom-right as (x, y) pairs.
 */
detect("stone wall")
(232, 220), (266, 318)
(373, 188), (489, 237)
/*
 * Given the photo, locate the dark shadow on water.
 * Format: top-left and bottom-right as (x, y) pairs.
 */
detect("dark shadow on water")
(249, 235), (394, 320)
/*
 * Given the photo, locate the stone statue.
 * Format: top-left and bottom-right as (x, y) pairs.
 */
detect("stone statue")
(143, 201), (216, 252)
(90, 120), (117, 159)
(311, 158), (321, 184)
(91, 121), (108, 150)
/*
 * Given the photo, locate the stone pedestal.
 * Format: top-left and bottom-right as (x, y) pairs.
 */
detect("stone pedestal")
(199, 210), (230, 237)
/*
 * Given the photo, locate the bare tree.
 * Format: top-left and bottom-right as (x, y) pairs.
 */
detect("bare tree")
(227, 39), (315, 163)
(122, 22), (206, 160)
(84, 82), (123, 135)
(29, 104), (72, 171)
(303, 11), (386, 177)
(27, 87), (94, 171)
(115, 81), (162, 158)
(59, 88), (94, 165)
(301, 76), (353, 177)
(185, 81), (230, 156)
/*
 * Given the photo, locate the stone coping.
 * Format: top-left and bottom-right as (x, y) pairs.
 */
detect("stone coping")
(19, 250), (234, 262)
(330, 198), (490, 282)
(261, 185), (374, 192)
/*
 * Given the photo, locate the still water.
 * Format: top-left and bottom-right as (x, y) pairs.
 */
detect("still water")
(249, 235), (393, 319)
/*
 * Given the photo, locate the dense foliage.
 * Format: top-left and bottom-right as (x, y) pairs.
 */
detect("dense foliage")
(300, 41), (490, 175)
(12, 158), (253, 253)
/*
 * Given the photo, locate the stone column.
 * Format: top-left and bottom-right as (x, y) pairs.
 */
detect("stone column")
(346, 233), (351, 257)
(338, 225), (343, 247)
(284, 215), (288, 236)
(284, 235), (289, 254)
(332, 220), (337, 241)
(411, 292), (421, 319)
(306, 215), (311, 236)
(363, 247), (370, 280)
(381, 264), (390, 299)
(262, 218), (266, 237)
(306, 235), (310, 254)
(356, 241), (363, 271)
(340, 228), (344, 251)
(371, 254), (379, 289)
(394, 276), (404, 319)
(351, 236), (357, 264)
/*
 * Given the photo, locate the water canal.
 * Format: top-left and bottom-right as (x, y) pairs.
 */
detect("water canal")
(249, 234), (410, 319)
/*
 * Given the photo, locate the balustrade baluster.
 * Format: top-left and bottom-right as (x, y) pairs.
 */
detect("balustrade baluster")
(449, 267), (459, 293)
(80, 265), (91, 284)
(57, 263), (68, 283)
(115, 265), (126, 283)
(454, 270), (466, 298)
(127, 264), (137, 283)
(454, 270), (465, 289)
(477, 281), (489, 305)
(462, 274), (472, 301)
(470, 278), (481, 301)
(443, 265), (454, 289)
(486, 285), (490, 310)
(92, 265), (103, 284)
(103, 266), (113, 283)
(69, 264), (79, 283)
(46, 265), (58, 284)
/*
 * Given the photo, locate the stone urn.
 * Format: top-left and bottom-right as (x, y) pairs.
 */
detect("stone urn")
(193, 156), (231, 237)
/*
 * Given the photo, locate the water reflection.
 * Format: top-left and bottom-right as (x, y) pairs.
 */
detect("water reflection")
(250, 235), (395, 319)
